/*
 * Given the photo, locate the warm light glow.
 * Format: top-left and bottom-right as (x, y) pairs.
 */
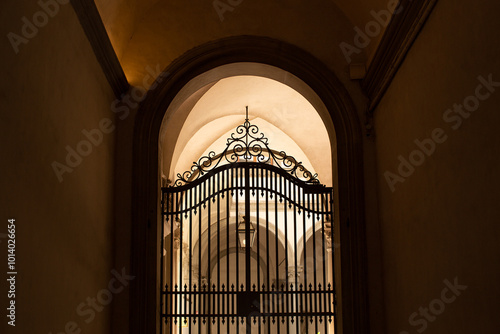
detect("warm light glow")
(237, 217), (256, 249)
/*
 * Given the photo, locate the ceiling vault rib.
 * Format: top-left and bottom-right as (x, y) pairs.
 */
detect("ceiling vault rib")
(363, 0), (439, 112)
(71, 0), (129, 97)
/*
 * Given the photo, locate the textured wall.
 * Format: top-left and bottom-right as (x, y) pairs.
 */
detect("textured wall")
(0, 1), (116, 333)
(374, 0), (500, 333)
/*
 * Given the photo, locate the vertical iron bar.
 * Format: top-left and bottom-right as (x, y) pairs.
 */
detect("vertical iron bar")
(293, 183), (299, 334)
(253, 167), (261, 334)
(207, 177), (212, 331)
(217, 172), (221, 333)
(232, 286), (236, 330)
(245, 165), (251, 292)
(265, 168), (271, 334)
(274, 171), (280, 334)
(179, 194), (183, 334)
(244, 165), (251, 334)
(234, 167), (240, 334)
(197, 184), (202, 325)
(160, 190), (165, 334)
(174, 283), (178, 330)
(193, 284), (197, 328)
(307, 193), (313, 334)
(222, 285), (226, 327)
(169, 192), (175, 334)
(226, 168), (230, 326)
(312, 192), (318, 333)
(202, 181), (207, 327)
(283, 175), (289, 333)
(302, 187), (308, 332)
(183, 191), (188, 333)
(188, 188), (193, 334)
(321, 193), (328, 332)
(178, 191), (182, 332)
(189, 192), (198, 332)
(212, 284), (216, 332)
(330, 191), (337, 334)
(235, 166), (239, 290)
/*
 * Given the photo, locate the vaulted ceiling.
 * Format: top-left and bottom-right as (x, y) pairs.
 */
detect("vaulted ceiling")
(94, 0), (393, 86)
(168, 75), (333, 186)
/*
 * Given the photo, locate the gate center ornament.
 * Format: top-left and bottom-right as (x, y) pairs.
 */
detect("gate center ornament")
(172, 107), (320, 186)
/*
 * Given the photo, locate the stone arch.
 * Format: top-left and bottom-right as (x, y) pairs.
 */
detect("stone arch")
(190, 217), (291, 277)
(131, 35), (367, 334)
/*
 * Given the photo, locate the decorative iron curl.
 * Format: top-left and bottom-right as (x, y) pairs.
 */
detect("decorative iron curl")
(172, 117), (320, 186)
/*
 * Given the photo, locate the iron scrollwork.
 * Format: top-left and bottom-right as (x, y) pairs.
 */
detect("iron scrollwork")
(173, 111), (320, 186)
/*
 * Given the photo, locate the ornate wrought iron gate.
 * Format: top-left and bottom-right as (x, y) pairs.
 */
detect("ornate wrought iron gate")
(161, 115), (336, 333)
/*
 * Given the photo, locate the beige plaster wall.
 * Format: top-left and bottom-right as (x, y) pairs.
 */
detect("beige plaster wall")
(0, 2), (116, 333)
(374, 0), (500, 333)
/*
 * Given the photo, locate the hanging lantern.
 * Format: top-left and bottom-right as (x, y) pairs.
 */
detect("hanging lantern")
(237, 216), (256, 250)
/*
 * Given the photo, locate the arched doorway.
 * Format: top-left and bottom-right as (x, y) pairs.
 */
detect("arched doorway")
(131, 36), (368, 334)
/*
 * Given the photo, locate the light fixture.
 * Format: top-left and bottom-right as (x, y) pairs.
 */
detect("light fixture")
(237, 216), (256, 250)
